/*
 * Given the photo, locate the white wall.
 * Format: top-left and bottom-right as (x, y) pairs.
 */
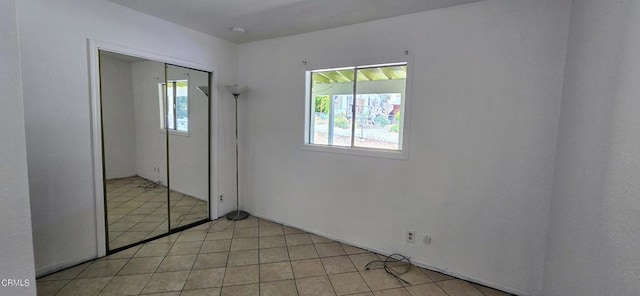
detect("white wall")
(0, 0), (36, 294)
(238, 0), (571, 294)
(543, 1), (640, 295)
(132, 60), (168, 185)
(16, 0), (239, 276)
(100, 55), (137, 179)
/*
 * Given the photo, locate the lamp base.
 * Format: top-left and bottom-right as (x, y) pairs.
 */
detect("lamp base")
(225, 210), (250, 221)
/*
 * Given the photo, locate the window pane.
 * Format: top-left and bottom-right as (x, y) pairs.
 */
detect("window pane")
(330, 93), (352, 147)
(310, 69), (354, 146)
(167, 83), (175, 130)
(175, 81), (188, 132)
(353, 65), (406, 150)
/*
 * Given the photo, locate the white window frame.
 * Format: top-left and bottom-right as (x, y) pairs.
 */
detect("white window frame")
(303, 62), (412, 160)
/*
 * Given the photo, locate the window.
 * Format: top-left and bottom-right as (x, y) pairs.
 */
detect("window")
(159, 80), (189, 133)
(306, 63), (407, 152)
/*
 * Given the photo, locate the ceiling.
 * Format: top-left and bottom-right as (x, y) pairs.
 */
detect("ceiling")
(107, 0), (484, 44)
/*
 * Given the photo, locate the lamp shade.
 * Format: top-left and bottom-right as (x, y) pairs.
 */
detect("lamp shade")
(196, 86), (209, 97)
(225, 84), (245, 96)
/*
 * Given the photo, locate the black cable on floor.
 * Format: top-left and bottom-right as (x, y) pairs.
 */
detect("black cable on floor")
(138, 180), (161, 190)
(365, 253), (413, 285)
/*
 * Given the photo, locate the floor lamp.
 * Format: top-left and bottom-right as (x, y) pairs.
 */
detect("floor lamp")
(225, 85), (250, 221)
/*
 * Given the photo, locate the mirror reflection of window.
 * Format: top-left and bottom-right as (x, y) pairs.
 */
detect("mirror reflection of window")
(159, 80), (189, 132)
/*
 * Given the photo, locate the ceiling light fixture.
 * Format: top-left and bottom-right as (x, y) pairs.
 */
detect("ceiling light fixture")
(230, 26), (246, 34)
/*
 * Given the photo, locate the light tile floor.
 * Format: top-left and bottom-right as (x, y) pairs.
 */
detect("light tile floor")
(106, 176), (208, 249)
(37, 216), (512, 296)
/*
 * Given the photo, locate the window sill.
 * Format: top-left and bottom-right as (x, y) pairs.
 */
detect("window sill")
(160, 129), (190, 137)
(301, 143), (408, 160)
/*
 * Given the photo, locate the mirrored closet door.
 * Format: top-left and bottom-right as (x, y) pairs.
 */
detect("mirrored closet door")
(166, 64), (210, 230)
(99, 50), (211, 252)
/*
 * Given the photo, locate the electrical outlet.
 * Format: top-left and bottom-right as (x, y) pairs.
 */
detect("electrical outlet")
(406, 230), (416, 243)
(218, 194), (224, 203)
(423, 235), (431, 244)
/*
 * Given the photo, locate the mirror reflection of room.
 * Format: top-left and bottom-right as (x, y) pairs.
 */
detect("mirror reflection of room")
(99, 50), (209, 251)
(166, 64), (210, 229)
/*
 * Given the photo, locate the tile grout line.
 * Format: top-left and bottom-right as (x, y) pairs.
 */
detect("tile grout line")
(313, 237), (341, 296)
(280, 226), (301, 296)
(53, 243), (133, 296)
(177, 220), (212, 293)
(94, 250), (135, 295)
(137, 227), (181, 294)
(49, 262), (92, 296)
(220, 219), (234, 293)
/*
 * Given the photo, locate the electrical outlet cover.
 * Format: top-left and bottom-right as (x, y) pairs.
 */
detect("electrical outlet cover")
(407, 230), (416, 243)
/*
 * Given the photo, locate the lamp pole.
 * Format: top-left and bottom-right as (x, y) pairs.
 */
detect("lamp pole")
(225, 85), (249, 221)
